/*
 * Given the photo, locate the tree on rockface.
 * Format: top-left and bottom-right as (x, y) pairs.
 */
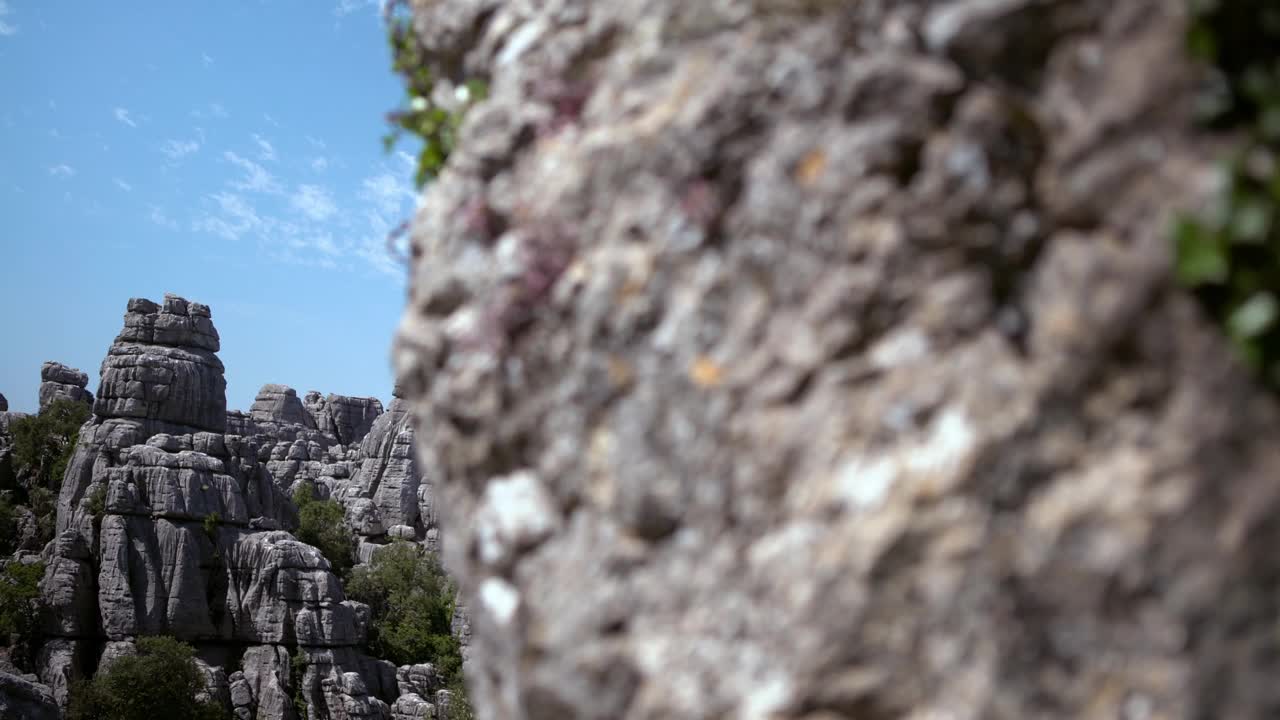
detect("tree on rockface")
(0, 559), (44, 669)
(0, 398), (89, 555)
(292, 483), (356, 577)
(67, 636), (226, 720)
(9, 399), (90, 494)
(346, 541), (463, 677)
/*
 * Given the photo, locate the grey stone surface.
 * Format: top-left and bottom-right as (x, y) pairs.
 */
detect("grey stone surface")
(38, 361), (93, 411)
(0, 669), (58, 720)
(388, 0), (1278, 717)
(94, 297), (227, 432)
(34, 638), (79, 709)
(250, 384), (316, 429)
(0, 392), (7, 412)
(33, 296), (404, 719)
(306, 391), (385, 446)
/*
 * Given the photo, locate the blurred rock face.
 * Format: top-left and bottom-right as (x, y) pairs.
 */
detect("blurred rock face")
(394, 0), (1280, 718)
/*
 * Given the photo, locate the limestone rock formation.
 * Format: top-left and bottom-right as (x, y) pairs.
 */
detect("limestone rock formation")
(37, 361), (92, 411)
(306, 391), (385, 446)
(34, 296), (403, 719)
(94, 296), (226, 431)
(391, 0), (1280, 717)
(0, 669), (59, 720)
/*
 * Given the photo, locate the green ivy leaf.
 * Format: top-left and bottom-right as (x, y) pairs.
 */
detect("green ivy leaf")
(1174, 218), (1229, 285)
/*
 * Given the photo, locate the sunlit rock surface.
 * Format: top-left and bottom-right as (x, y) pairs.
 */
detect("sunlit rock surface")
(391, 0), (1280, 718)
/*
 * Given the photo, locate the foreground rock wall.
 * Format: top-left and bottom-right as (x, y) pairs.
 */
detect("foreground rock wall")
(392, 1), (1280, 718)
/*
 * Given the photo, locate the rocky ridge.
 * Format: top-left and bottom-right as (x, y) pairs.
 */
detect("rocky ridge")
(15, 295), (457, 719)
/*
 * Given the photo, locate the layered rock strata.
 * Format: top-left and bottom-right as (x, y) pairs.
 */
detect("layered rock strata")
(37, 362), (93, 412)
(391, 0), (1280, 718)
(36, 295), (416, 719)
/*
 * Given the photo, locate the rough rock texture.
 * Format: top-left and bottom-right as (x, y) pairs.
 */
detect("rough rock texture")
(36, 296), (399, 719)
(38, 361), (93, 412)
(94, 295), (226, 432)
(0, 392), (8, 412)
(306, 391), (385, 446)
(0, 669), (59, 720)
(390, 1), (1280, 718)
(250, 384), (317, 430)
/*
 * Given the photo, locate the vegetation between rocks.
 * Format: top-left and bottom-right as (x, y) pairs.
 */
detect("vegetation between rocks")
(1, 399), (90, 552)
(382, 0), (487, 188)
(1176, 0), (1280, 384)
(68, 636), (226, 720)
(346, 541), (463, 676)
(0, 559), (44, 668)
(293, 484), (355, 577)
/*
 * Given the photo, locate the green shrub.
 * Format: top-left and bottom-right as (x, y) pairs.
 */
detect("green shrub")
(444, 673), (476, 720)
(290, 646), (309, 720)
(0, 494), (17, 556)
(382, 0), (487, 187)
(28, 486), (56, 548)
(0, 560), (44, 667)
(1176, 0), (1280, 385)
(68, 636), (225, 720)
(10, 399), (90, 493)
(292, 484), (355, 577)
(346, 542), (463, 679)
(85, 484), (106, 522)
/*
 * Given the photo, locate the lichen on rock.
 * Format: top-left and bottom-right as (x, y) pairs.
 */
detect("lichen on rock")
(392, 0), (1280, 718)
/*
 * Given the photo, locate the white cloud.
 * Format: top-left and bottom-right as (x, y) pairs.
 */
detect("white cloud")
(313, 234), (342, 256)
(251, 133), (277, 162)
(114, 178), (133, 192)
(194, 192), (264, 241)
(334, 0), (381, 16)
(149, 206), (180, 231)
(394, 150), (416, 174)
(224, 151), (282, 194)
(160, 138), (201, 160)
(194, 126), (207, 144)
(310, 156), (329, 172)
(305, 135), (327, 150)
(0, 1), (16, 36)
(291, 184), (338, 222)
(263, 113), (282, 128)
(361, 172), (415, 216)
(48, 164), (76, 178)
(202, 52), (214, 67)
(210, 102), (228, 119)
(114, 107), (137, 127)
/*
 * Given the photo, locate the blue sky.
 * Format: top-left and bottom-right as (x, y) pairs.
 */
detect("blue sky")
(0, 0), (421, 414)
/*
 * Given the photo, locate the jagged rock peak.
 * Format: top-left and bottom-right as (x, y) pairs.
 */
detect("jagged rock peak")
(115, 293), (219, 352)
(94, 295), (226, 433)
(249, 384), (315, 428)
(304, 391), (384, 446)
(38, 361), (93, 412)
(40, 362), (88, 388)
(0, 392), (8, 412)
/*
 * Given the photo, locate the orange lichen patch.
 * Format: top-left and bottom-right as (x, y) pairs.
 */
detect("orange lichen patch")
(607, 356), (634, 387)
(795, 149), (827, 186)
(690, 356), (724, 387)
